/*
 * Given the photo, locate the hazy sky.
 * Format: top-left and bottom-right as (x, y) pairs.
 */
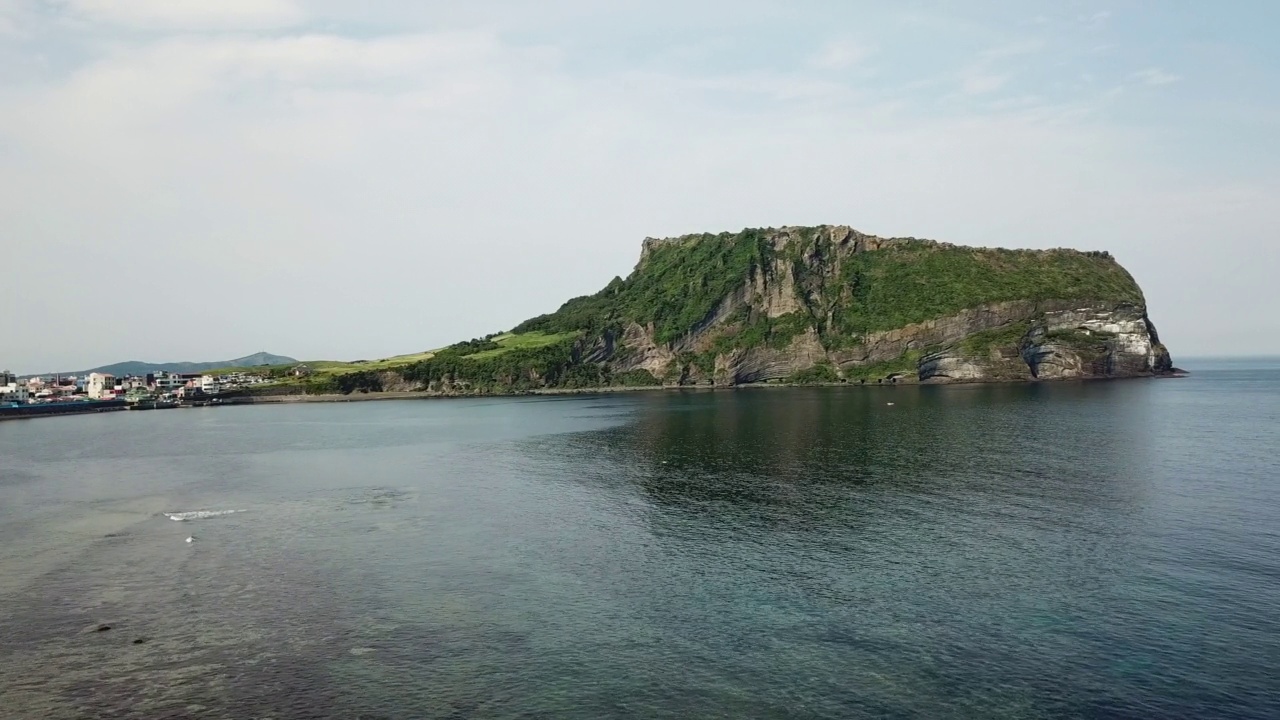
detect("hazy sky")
(3, 1), (1277, 373)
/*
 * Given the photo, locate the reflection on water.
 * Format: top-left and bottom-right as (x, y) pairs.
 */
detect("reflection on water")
(1, 374), (1278, 719)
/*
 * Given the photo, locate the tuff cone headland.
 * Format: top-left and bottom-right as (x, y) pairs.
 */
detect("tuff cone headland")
(283, 225), (1178, 395)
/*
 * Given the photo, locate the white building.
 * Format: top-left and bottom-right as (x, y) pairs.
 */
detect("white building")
(154, 372), (184, 391)
(0, 382), (29, 405)
(86, 372), (117, 399)
(199, 375), (221, 394)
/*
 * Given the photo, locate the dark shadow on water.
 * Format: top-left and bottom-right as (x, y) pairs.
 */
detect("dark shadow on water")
(554, 384), (1161, 524)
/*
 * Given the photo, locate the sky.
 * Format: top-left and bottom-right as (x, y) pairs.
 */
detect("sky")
(2, 1), (1277, 373)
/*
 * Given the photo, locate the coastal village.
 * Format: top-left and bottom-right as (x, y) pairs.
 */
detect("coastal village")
(0, 366), (311, 416)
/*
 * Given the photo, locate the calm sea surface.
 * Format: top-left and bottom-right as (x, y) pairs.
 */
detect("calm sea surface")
(2, 360), (1278, 719)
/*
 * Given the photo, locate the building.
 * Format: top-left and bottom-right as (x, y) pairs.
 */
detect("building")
(0, 370), (15, 386)
(154, 372), (185, 391)
(213, 371), (268, 390)
(176, 385), (209, 400)
(0, 381), (29, 405)
(86, 372), (117, 399)
(199, 375), (221, 395)
(32, 385), (67, 400)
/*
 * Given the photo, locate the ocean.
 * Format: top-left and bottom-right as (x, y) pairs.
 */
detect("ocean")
(1, 359), (1278, 719)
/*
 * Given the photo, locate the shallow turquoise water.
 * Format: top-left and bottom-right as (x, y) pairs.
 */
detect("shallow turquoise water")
(1, 362), (1278, 718)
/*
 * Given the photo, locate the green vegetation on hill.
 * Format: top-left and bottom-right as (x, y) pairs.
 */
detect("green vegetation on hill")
(464, 331), (579, 360)
(249, 226), (1155, 395)
(207, 351), (439, 378)
(786, 362), (839, 384)
(399, 331), (579, 392)
(841, 350), (925, 382)
(519, 228), (1143, 354)
(958, 322), (1032, 355)
(268, 331), (589, 395)
(207, 360), (348, 377)
(705, 309), (811, 356)
(825, 245), (1142, 337)
(516, 229), (777, 343)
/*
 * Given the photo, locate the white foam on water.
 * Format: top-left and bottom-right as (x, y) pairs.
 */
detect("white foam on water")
(163, 510), (246, 522)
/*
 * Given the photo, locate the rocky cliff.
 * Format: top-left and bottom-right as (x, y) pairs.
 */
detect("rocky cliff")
(513, 225), (1174, 387)
(317, 225), (1175, 395)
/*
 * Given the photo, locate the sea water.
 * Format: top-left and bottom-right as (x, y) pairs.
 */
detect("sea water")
(1, 359), (1277, 718)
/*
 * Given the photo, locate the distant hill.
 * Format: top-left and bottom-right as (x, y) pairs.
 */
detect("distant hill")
(37, 352), (298, 378)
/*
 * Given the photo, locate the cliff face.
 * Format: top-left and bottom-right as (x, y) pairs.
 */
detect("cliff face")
(518, 225), (1174, 386)
(313, 225), (1175, 396)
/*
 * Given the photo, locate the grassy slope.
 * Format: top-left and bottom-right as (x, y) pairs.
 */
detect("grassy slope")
(827, 244), (1143, 337)
(518, 228), (1143, 351)
(243, 331), (581, 394)
(205, 352), (437, 378)
(464, 332), (579, 360)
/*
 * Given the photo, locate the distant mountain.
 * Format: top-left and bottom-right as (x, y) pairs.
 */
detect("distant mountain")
(36, 352), (298, 378)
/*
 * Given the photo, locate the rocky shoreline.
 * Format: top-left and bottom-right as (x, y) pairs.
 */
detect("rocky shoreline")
(234, 370), (1188, 405)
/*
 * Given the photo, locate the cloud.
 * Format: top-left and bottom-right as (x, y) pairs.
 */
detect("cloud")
(54, 0), (305, 30)
(808, 39), (874, 70)
(1080, 10), (1112, 25)
(978, 40), (1045, 60)
(1, 29), (562, 209)
(985, 94), (1045, 110)
(948, 41), (1041, 98)
(960, 72), (1009, 95)
(0, 0), (29, 34)
(0, 3), (1275, 369)
(1130, 67), (1181, 86)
